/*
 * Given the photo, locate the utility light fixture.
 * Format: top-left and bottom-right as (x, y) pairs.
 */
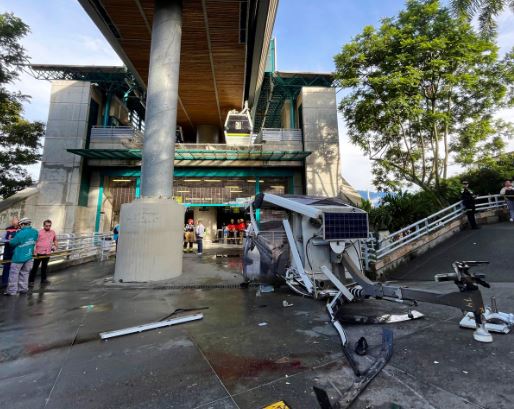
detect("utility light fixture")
(112, 179), (132, 183)
(176, 190), (190, 193)
(204, 179), (221, 182)
(184, 179), (202, 182)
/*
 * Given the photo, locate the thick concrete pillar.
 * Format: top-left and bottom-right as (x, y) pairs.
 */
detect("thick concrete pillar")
(114, 0), (185, 282)
(141, 0), (181, 198)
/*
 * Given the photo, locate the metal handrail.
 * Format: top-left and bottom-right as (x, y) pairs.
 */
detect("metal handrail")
(363, 194), (506, 264)
(0, 232), (115, 265)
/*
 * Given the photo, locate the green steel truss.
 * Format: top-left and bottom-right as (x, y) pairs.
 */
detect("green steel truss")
(253, 71), (334, 132)
(27, 64), (146, 119)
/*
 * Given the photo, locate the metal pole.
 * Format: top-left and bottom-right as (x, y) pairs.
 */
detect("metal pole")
(141, 0), (182, 198)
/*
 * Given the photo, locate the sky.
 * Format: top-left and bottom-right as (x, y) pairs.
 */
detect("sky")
(3, 0), (514, 190)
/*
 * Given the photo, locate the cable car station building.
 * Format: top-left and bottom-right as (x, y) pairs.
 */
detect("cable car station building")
(12, 0), (360, 280)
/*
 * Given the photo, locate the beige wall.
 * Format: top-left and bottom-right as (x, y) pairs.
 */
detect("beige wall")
(281, 99), (293, 129)
(301, 87), (361, 204)
(73, 171), (101, 234)
(0, 190), (39, 229)
(34, 80), (92, 233)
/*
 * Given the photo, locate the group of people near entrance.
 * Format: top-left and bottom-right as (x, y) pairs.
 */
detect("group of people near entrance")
(1, 217), (58, 296)
(183, 219), (205, 255)
(222, 219), (249, 245)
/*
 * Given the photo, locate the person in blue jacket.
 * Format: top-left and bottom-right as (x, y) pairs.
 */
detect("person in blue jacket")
(4, 217), (39, 296)
(1, 217), (19, 289)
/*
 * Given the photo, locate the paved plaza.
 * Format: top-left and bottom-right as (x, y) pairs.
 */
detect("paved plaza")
(1, 224), (513, 409)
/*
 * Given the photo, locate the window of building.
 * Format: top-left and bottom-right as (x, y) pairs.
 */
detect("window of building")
(104, 177), (137, 227)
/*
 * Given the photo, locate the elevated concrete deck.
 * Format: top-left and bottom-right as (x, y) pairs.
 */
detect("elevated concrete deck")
(1, 224), (513, 408)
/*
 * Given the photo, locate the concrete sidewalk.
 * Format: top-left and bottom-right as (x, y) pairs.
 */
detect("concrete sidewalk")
(1, 251), (513, 408)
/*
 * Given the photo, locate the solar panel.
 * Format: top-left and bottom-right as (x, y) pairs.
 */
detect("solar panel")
(323, 212), (369, 240)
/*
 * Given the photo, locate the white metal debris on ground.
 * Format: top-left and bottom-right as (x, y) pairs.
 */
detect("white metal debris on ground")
(99, 313), (204, 340)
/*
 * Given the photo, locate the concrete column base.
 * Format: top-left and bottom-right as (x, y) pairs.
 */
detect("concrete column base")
(114, 198), (184, 282)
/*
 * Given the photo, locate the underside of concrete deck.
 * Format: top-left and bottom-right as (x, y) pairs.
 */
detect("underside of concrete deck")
(1, 223), (513, 409)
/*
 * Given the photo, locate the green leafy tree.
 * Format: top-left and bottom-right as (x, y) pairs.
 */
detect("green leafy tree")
(335, 0), (514, 205)
(0, 13), (44, 199)
(451, 0), (514, 38)
(453, 152), (514, 195)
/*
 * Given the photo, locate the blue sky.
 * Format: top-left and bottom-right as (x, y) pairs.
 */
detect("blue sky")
(3, 0), (514, 189)
(273, 0), (407, 73)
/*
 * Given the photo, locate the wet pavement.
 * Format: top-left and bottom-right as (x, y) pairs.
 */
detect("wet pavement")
(1, 224), (514, 409)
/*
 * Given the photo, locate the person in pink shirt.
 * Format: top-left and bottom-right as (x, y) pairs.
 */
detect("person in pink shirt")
(29, 219), (58, 286)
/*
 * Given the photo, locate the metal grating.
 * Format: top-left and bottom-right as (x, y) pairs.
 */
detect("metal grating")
(253, 71), (334, 132)
(323, 212), (369, 241)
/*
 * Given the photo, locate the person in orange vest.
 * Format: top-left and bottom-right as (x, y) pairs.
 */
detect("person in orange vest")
(183, 219), (195, 253)
(227, 219), (236, 244)
(237, 218), (246, 244)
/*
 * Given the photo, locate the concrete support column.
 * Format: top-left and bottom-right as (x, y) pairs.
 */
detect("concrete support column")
(103, 92), (112, 126)
(289, 96), (295, 129)
(141, 0), (182, 198)
(114, 0), (185, 282)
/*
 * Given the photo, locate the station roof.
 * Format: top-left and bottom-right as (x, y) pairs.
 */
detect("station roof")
(67, 148), (311, 161)
(77, 0), (278, 135)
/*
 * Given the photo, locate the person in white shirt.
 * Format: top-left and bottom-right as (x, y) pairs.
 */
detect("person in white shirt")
(500, 179), (514, 222)
(195, 220), (205, 255)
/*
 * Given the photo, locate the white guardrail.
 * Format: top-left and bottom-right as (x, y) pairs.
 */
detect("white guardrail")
(361, 194), (507, 270)
(256, 128), (303, 143)
(0, 232), (116, 267)
(0, 196), (505, 272)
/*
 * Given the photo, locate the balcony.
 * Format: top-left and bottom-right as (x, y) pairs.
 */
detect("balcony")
(90, 126), (143, 149)
(90, 126), (303, 151)
(255, 128), (303, 144)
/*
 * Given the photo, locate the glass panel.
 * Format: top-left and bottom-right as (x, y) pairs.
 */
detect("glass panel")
(260, 177), (288, 195)
(173, 177), (255, 205)
(259, 177), (289, 222)
(104, 177), (137, 226)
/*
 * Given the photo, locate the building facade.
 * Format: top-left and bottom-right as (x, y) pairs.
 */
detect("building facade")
(1, 1), (361, 239)
(2, 62), (360, 239)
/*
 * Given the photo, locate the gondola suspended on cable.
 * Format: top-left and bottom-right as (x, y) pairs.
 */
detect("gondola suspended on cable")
(224, 101), (253, 145)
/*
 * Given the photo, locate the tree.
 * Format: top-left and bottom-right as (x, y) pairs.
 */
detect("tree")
(0, 13), (44, 199)
(451, 0), (514, 38)
(335, 0), (514, 204)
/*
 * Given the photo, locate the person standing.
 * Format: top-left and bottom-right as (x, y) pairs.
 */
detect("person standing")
(500, 179), (514, 222)
(461, 181), (479, 229)
(29, 219), (58, 287)
(4, 218), (38, 296)
(237, 218), (246, 245)
(1, 217), (19, 289)
(183, 219), (195, 253)
(227, 219), (236, 244)
(196, 220), (205, 256)
(113, 223), (120, 251)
